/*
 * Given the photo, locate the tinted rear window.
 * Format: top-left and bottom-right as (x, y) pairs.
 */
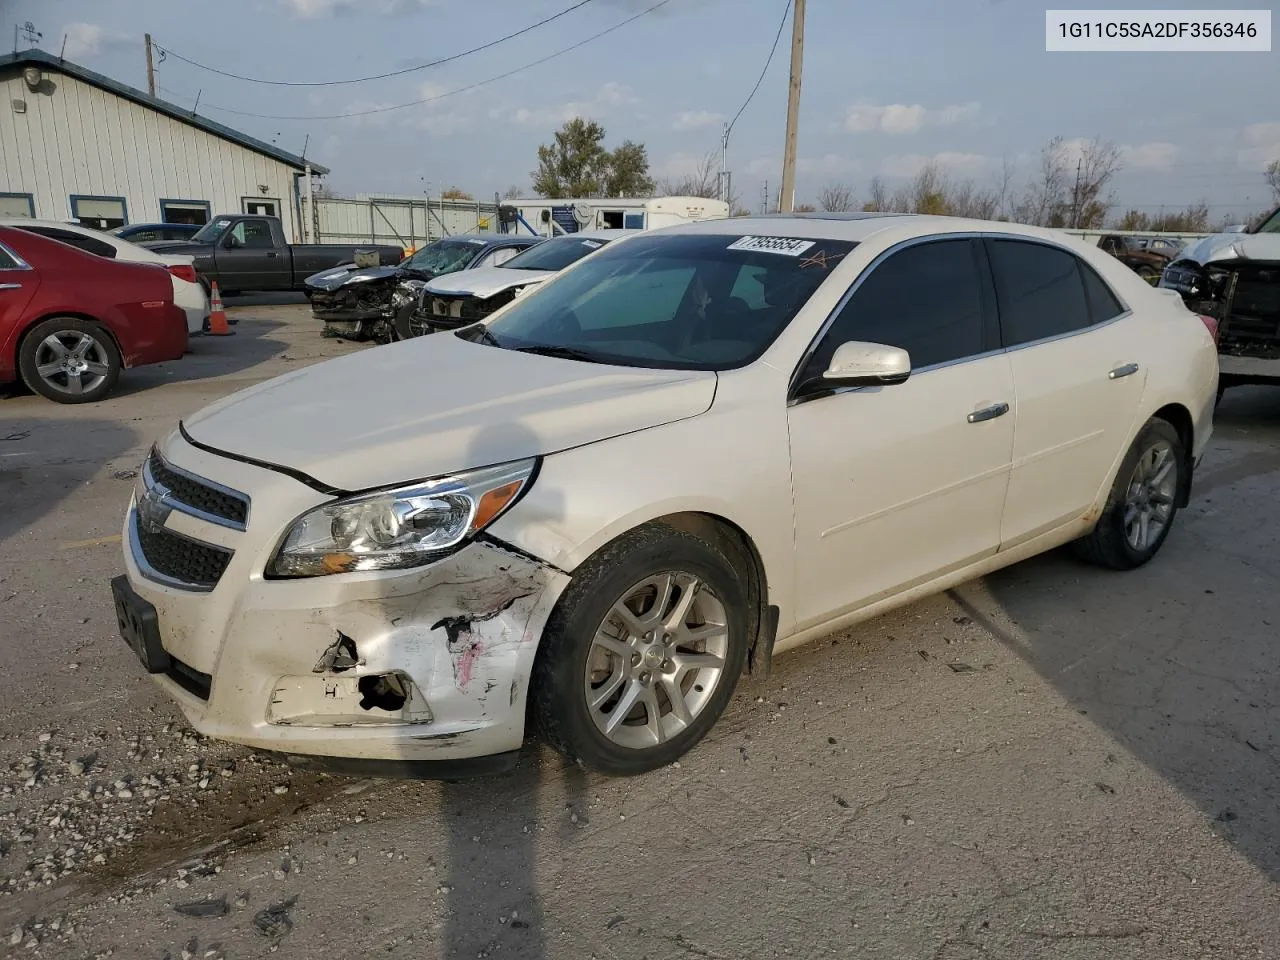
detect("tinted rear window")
(987, 240), (1091, 346)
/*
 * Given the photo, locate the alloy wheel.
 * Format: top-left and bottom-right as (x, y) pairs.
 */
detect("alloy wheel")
(584, 572), (729, 750)
(33, 331), (112, 397)
(1122, 439), (1178, 551)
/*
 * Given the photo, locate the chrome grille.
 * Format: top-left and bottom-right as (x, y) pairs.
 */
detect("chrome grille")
(144, 449), (249, 529)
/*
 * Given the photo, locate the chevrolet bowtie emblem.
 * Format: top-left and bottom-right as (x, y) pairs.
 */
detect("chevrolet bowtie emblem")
(138, 486), (173, 534)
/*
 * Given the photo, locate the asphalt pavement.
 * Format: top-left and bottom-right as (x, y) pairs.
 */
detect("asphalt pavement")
(0, 301), (1277, 960)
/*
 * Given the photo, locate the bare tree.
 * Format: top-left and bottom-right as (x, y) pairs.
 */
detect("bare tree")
(1015, 136), (1070, 226)
(502, 184), (523, 200)
(658, 151), (719, 198)
(993, 155), (1015, 221)
(863, 176), (889, 212)
(818, 181), (857, 212)
(794, 202), (817, 213)
(1071, 136), (1123, 228)
(948, 179), (1000, 220)
(1267, 159), (1280, 205)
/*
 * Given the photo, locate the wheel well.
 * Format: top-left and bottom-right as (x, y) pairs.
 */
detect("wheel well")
(1150, 402), (1194, 506)
(654, 512), (774, 674)
(15, 312), (122, 367)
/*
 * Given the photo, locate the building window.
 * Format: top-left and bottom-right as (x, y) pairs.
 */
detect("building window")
(70, 195), (128, 230)
(0, 193), (35, 218)
(159, 199), (211, 225)
(623, 212), (645, 230)
(242, 197), (280, 218)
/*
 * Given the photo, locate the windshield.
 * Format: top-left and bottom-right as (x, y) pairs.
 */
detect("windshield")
(1255, 207), (1280, 234)
(502, 234), (613, 272)
(192, 218), (233, 244)
(469, 233), (857, 371)
(402, 239), (484, 274)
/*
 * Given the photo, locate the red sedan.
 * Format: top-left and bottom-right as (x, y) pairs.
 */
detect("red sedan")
(0, 226), (188, 403)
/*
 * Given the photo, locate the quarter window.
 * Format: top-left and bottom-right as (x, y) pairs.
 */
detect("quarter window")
(987, 239), (1092, 346)
(805, 238), (987, 379)
(1079, 260), (1125, 324)
(18, 226), (117, 259)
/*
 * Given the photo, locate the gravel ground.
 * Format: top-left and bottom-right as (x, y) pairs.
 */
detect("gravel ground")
(0, 298), (1277, 959)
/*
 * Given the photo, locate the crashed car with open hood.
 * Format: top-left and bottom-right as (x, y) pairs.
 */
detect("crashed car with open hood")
(1159, 206), (1280, 398)
(109, 214), (1216, 778)
(400, 229), (631, 339)
(304, 234), (543, 338)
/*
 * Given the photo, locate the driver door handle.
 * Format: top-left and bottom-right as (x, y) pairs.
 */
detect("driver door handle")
(0, 283), (22, 291)
(1109, 362), (1140, 380)
(967, 402), (1009, 424)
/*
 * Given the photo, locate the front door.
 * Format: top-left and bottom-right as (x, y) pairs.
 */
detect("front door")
(214, 218), (290, 291)
(984, 238), (1148, 547)
(787, 238), (1015, 628)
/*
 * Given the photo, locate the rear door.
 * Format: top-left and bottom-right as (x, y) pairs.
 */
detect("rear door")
(987, 238), (1147, 548)
(0, 241), (38, 376)
(212, 219), (290, 290)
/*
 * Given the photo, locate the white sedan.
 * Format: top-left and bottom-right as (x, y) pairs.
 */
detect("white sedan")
(1, 219), (208, 335)
(111, 214), (1218, 777)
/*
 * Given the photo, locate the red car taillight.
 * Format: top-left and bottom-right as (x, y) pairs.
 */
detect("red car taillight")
(1197, 314), (1220, 344)
(168, 264), (198, 284)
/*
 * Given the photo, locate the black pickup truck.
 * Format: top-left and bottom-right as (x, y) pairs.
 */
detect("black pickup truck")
(143, 215), (404, 294)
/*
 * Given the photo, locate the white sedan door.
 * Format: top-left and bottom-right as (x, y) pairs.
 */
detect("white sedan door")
(787, 238), (1015, 630)
(984, 239), (1148, 548)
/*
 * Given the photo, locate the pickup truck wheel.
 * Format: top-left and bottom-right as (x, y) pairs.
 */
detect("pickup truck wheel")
(1136, 264), (1161, 285)
(19, 318), (121, 404)
(1072, 418), (1184, 570)
(531, 524), (749, 776)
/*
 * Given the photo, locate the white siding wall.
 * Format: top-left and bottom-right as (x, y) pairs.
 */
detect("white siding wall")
(0, 69), (302, 240)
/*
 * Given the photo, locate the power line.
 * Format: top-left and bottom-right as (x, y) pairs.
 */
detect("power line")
(725, 0), (791, 140)
(154, 0), (597, 87)
(159, 0), (673, 121)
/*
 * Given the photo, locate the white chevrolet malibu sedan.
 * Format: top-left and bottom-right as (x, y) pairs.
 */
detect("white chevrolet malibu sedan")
(111, 214), (1218, 777)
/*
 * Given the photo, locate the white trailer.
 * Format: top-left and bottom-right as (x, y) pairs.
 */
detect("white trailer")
(500, 196), (729, 237)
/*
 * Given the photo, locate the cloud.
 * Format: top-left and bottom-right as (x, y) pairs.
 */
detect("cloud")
(1238, 121), (1280, 170)
(61, 22), (133, 60)
(653, 152), (716, 180)
(497, 83), (638, 127)
(881, 152), (990, 178)
(280, 0), (433, 17)
(1120, 141), (1179, 170)
(841, 101), (981, 135)
(672, 110), (723, 132)
(799, 154), (860, 177)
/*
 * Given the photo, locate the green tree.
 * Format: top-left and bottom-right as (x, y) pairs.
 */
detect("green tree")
(532, 118), (610, 197)
(605, 140), (655, 197)
(441, 186), (473, 201)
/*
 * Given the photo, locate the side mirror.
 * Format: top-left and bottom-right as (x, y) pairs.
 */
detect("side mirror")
(818, 340), (911, 388)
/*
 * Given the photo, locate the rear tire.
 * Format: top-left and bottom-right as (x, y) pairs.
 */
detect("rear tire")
(531, 524), (749, 775)
(18, 318), (122, 404)
(1072, 418), (1184, 570)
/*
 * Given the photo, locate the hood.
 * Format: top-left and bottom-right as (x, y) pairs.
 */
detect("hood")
(305, 263), (402, 291)
(181, 332), (716, 491)
(1174, 233), (1280, 267)
(425, 265), (553, 299)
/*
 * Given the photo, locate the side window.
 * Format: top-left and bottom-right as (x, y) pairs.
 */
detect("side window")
(568, 265), (696, 330)
(806, 239), (987, 377)
(130, 229), (162, 243)
(22, 227), (117, 258)
(228, 220), (274, 249)
(987, 239), (1091, 346)
(0, 245), (20, 269)
(478, 247), (520, 269)
(1079, 260), (1125, 324)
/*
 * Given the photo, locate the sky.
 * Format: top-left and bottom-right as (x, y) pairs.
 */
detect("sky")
(8, 0), (1280, 219)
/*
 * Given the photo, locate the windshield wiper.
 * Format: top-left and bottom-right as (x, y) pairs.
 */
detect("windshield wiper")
(458, 325), (503, 347)
(513, 344), (601, 363)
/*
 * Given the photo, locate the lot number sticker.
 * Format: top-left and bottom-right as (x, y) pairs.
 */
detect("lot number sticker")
(727, 236), (816, 256)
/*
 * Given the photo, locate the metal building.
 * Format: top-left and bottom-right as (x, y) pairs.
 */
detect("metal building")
(0, 49), (326, 242)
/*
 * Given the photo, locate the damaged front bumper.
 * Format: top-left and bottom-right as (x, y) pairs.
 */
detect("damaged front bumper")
(309, 282), (398, 322)
(116, 436), (569, 771)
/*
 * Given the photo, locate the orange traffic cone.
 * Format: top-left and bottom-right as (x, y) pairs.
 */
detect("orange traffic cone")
(206, 281), (234, 336)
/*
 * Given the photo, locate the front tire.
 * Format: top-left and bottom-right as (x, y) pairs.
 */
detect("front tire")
(531, 524), (750, 775)
(1072, 418), (1184, 569)
(18, 318), (122, 403)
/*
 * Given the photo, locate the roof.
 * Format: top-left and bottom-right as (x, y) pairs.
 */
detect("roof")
(0, 49), (328, 174)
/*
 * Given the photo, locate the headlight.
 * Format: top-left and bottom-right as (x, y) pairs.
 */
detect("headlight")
(267, 459), (536, 578)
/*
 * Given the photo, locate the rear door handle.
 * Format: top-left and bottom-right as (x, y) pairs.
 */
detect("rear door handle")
(265, 251), (280, 258)
(967, 402), (1010, 424)
(1109, 362), (1140, 380)
(0, 283), (22, 291)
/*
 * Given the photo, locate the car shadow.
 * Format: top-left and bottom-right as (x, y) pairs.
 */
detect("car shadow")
(974, 385), (1280, 881)
(105, 318), (293, 397)
(223, 292), (309, 307)
(0, 416), (139, 547)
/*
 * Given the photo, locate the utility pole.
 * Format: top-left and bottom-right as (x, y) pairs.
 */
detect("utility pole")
(760, 180), (769, 215)
(778, 0), (805, 214)
(144, 33), (156, 97)
(1069, 157), (1082, 228)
